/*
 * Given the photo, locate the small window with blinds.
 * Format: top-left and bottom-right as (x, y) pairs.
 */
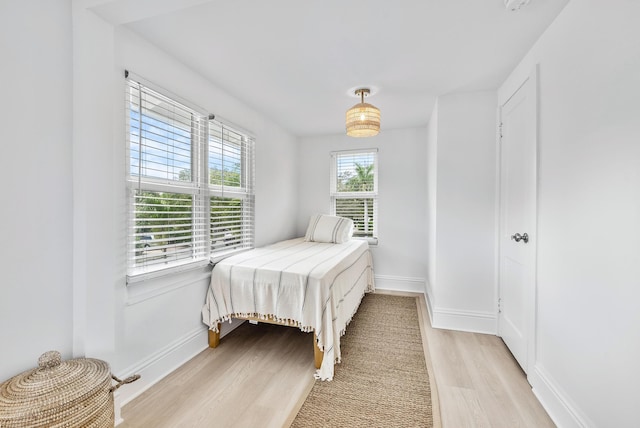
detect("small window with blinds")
(126, 77), (255, 282)
(330, 150), (378, 242)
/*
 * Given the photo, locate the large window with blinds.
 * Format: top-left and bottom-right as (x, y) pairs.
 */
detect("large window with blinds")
(330, 149), (378, 242)
(126, 78), (254, 281)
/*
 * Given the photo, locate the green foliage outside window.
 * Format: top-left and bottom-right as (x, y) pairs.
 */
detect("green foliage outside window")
(178, 167), (242, 187)
(134, 191), (193, 261)
(336, 198), (375, 236)
(210, 196), (243, 249)
(337, 163), (374, 192)
(210, 167), (241, 187)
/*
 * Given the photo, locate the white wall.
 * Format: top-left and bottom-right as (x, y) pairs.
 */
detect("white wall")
(72, 1), (117, 364)
(499, 1), (640, 426)
(0, 0), (74, 381)
(0, 2), (299, 408)
(427, 91), (498, 333)
(297, 128), (428, 292)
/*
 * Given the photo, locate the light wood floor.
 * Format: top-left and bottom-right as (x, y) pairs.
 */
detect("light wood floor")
(120, 291), (554, 427)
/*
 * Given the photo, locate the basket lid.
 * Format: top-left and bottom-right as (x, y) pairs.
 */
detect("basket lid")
(0, 350), (112, 420)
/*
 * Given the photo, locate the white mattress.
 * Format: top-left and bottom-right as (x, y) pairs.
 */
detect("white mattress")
(202, 237), (375, 380)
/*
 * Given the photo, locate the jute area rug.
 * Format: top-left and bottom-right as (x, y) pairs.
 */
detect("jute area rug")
(291, 293), (433, 427)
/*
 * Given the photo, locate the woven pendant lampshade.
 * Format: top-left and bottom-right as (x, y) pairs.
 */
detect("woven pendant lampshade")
(346, 88), (380, 137)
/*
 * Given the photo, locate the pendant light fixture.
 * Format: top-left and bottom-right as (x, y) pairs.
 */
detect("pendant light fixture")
(346, 88), (380, 137)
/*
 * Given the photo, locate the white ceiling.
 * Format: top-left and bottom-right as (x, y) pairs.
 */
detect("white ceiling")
(91, 0), (569, 137)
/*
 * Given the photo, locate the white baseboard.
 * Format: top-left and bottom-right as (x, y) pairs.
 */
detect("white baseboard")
(115, 326), (208, 410)
(113, 390), (123, 426)
(114, 320), (246, 423)
(384, 278), (496, 335)
(424, 282), (435, 327)
(530, 364), (593, 428)
(374, 275), (426, 294)
(430, 306), (497, 335)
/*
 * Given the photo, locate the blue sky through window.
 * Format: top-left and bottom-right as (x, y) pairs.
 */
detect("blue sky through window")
(130, 108), (191, 181)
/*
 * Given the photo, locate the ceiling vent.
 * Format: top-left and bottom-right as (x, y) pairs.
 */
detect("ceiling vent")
(504, 0), (531, 11)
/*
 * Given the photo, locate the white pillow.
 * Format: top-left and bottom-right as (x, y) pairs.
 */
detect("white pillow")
(304, 214), (354, 244)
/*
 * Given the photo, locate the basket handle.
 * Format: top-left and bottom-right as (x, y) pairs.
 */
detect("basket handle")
(110, 374), (141, 392)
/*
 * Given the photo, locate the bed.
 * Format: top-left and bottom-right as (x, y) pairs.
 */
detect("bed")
(201, 215), (375, 380)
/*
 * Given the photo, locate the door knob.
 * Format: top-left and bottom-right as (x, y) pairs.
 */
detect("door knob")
(511, 232), (529, 243)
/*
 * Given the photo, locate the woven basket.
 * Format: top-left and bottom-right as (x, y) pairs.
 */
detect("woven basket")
(0, 351), (139, 427)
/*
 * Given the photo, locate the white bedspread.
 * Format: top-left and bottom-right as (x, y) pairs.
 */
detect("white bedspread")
(202, 237), (375, 380)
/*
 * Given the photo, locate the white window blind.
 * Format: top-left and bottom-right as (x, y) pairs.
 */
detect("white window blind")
(330, 150), (378, 240)
(208, 120), (255, 257)
(126, 77), (254, 281)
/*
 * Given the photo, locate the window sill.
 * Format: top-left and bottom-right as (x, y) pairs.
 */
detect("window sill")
(354, 237), (378, 247)
(126, 259), (210, 285)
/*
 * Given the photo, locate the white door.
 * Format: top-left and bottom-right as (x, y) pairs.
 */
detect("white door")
(498, 68), (537, 374)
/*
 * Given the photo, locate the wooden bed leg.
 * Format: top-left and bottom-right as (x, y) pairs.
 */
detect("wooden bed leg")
(313, 334), (323, 369)
(208, 324), (221, 348)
